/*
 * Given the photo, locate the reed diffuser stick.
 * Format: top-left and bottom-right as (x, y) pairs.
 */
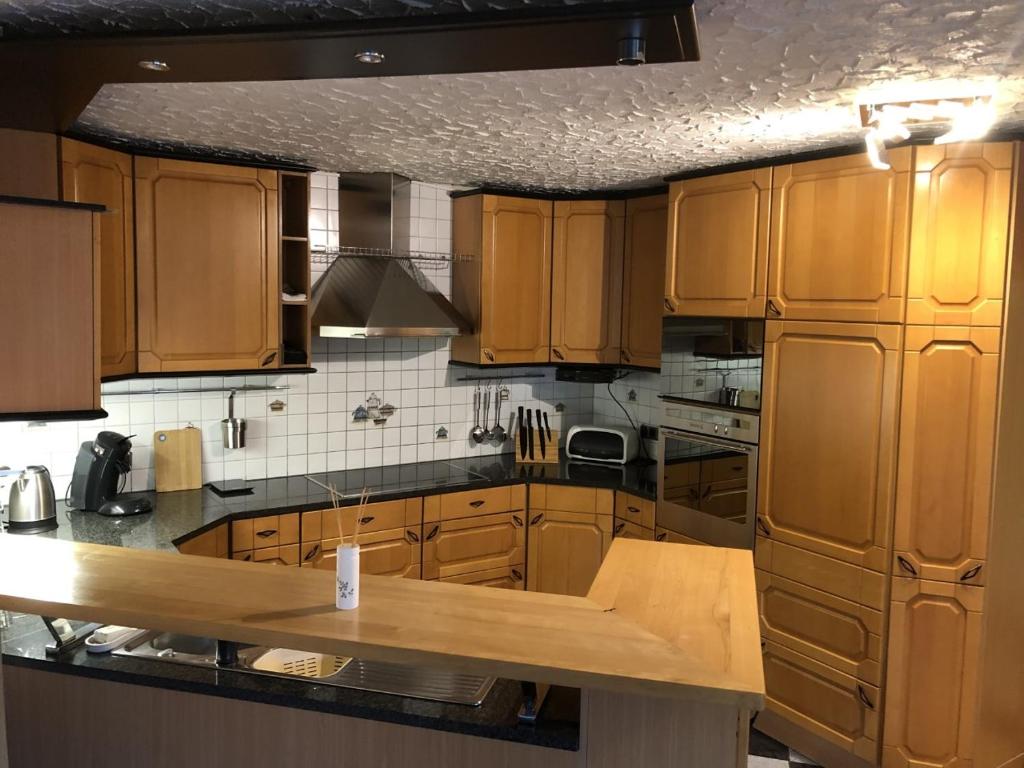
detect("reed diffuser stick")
(329, 483), (344, 544)
(352, 487), (369, 546)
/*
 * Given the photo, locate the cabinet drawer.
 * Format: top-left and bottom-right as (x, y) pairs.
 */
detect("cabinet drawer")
(313, 526), (421, 579)
(614, 493), (654, 529)
(438, 564), (526, 590)
(757, 569), (883, 685)
(422, 510), (525, 581)
(235, 544), (299, 567)
(307, 498), (422, 541)
(613, 519), (655, 541)
(531, 485), (613, 516)
(755, 538), (886, 611)
(232, 513), (298, 552)
(655, 527), (707, 545)
(427, 486), (520, 522)
(763, 640), (881, 765)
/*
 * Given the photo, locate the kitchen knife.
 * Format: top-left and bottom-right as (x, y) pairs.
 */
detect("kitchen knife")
(543, 412), (552, 441)
(537, 409), (546, 459)
(518, 406), (527, 459)
(527, 409), (534, 460)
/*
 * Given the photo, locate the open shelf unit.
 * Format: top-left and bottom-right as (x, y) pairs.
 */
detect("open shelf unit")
(279, 172), (311, 368)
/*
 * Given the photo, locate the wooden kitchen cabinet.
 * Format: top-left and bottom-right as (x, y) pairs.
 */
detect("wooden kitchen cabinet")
(450, 194), (553, 365)
(614, 492), (655, 530)
(549, 200), (624, 364)
(134, 157), (280, 372)
(61, 139), (136, 378)
(526, 485), (613, 596)
(620, 194), (666, 368)
(421, 510), (526, 581)
(758, 320), (902, 573)
(768, 149), (912, 323)
(0, 200), (101, 416)
(176, 523), (229, 558)
(231, 513), (298, 553)
(439, 565), (525, 590)
(894, 326), (999, 585)
(665, 168), (771, 318)
(312, 526), (421, 578)
(883, 578), (983, 768)
(613, 519), (654, 541)
(655, 527), (706, 545)
(0, 128), (59, 199)
(907, 142), (1014, 326)
(762, 640), (881, 764)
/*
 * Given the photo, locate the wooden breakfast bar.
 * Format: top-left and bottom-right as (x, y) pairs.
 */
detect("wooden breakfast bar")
(0, 536), (764, 767)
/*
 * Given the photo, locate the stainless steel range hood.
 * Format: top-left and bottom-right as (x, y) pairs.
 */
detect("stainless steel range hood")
(311, 173), (468, 338)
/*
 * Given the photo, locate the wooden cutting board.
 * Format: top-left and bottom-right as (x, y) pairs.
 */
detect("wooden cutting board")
(154, 427), (202, 493)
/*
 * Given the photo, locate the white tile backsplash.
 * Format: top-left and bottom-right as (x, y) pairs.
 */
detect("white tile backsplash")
(0, 176), (594, 495)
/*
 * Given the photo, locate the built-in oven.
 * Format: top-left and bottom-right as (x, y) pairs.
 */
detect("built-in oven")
(657, 399), (759, 550)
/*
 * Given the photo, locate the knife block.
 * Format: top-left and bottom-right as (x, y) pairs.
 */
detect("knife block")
(515, 427), (560, 464)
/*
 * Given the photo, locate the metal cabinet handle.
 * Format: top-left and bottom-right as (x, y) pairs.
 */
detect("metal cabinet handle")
(425, 524), (440, 542)
(261, 351), (277, 367)
(469, 500), (486, 509)
(960, 564), (983, 582)
(530, 513), (544, 526)
(767, 299), (781, 317)
(510, 569), (523, 582)
(857, 685), (875, 710)
(664, 298), (676, 313)
(483, 349), (495, 362)
(256, 529), (277, 539)
(613, 522), (626, 535)
(552, 348), (565, 361)
(359, 515), (375, 525)
(512, 514), (524, 528)
(405, 529), (420, 543)
(896, 555), (918, 577)
(626, 506), (641, 515)
(621, 351), (631, 363)
(755, 517), (771, 537)
(303, 544), (320, 562)
(655, 532), (667, 542)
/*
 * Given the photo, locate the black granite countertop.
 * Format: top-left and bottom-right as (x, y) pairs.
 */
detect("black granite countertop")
(0, 615), (580, 751)
(32, 452), (657, 550)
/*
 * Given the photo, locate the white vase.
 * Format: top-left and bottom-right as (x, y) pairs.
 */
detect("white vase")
(336, 543), (360, 610)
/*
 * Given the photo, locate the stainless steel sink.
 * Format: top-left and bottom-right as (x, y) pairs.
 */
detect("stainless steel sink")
(113, 632), (495, 706)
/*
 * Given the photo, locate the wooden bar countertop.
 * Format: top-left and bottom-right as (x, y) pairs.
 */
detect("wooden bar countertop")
(0, 536), (764, 708)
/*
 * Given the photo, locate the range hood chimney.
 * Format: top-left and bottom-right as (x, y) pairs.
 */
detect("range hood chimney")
(311, 173), (468, 338)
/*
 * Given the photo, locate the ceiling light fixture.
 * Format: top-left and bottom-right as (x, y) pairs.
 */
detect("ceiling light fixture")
(354, 50), (385, 65)
(137, 59), (170, 72)
(857, 93), (996, 170)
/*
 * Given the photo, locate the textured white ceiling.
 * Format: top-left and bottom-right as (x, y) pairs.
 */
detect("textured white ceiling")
(74, 0), (1024, 190)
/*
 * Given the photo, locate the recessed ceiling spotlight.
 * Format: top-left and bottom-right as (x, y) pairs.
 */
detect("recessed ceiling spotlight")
(355, 50), (385, 65)
(138, 59), (170, 72)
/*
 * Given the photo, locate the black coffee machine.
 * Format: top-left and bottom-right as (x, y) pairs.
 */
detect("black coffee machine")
(68, 431), (153, 516)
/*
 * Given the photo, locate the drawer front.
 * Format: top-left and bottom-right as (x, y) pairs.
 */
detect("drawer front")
(311, 497), (422, 540)
(233, 514), (298, 552)
(615, 492), (655, 529)
(430, 486), (518, 521)
(613, 518), (655, 541)
(756, 537), (887, 610)
(763, 640), (881, 765)
(236, 544), (299, 566)
(438, 564), (525, 590)
(422, 511), (525, 580)
(531, 484), (613, 516)
(655, 527), (707, 545)
(313, 527), (421, 579)
(757, 569), (883, 685)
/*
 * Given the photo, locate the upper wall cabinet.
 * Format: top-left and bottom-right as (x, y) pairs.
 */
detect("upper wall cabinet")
(907, 143), (1014, 327)
(550, 200), (625, 364)
(61, 139), (136, 378)
(665, 168), (771, 318)
(0, 200), (100, 416)
(451, 194), (553, 365)
(768, 149), (912, 323)
(620, 194), (666, 368)
(134, 158), (280, 372)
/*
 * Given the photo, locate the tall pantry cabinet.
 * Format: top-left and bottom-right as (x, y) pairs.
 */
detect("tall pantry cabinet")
(749, 141), (1021, 768)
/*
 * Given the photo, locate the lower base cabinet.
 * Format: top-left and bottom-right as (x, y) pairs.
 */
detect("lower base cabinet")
(421, 510), (526, 583)
(763, 640), (881, 765)
(655, 527), (706, 545)
(882, 578), (983, 768)
(312, 527), (422, 579)
(438, 565), (525, 590)
(613, 518), (654, 541)
(176, 524), (228, 558)
(526, 508), (612, 596)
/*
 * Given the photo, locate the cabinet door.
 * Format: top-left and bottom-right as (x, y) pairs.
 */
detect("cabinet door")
(176, 524), (228, 558)
(883, 578), (983, 768)
(135, 157), (280, 372)
(763, 640), (880, 764)
(439, 565), (525, 590)
(0, 203), (100, 414)
(526, 509), (612, 596)
(907, 143), (1013, 326)
(757, 569), (884, 685)
(665, 168), (771, 318)
(479, 195), (552, 364)
(314, 526), (421, 579)
(654, 527), (706, 545)
(550, 200), (625, 364)
(61, 139), (136, 377)
(612, 519), (655, 541)
(421, 510), (525, 580)
(769, 150), (911, 323)
(758, 320), (901, 572)
(894, 326), (999, 584)
(620, 195), (666, 368)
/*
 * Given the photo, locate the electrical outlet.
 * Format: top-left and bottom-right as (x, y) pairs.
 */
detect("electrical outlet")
(640, 424), (659, 441)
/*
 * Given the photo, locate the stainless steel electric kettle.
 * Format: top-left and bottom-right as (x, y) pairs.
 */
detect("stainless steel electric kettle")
(7, 465), (58, 533)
